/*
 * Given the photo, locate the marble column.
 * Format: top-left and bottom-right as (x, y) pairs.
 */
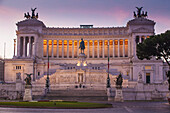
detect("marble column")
(92, 40), (94, 58)
(118, 39), (120, 57)
(102, 40), (104, 58)
(67, 40), (69, 58)
(139, 36), (142, 43)
(123, 39), (125, 57)
(33, 37), (36, 57)
(128, 39), (130, 57)
(72, 40), (74, 58)
(113, 40), (115, 58)
(13, 39), (16, 57)
(29, 37), (31, 57)
(17, 37), (20, 57)
(62, 40), (64, 58)
(57, 40), (59, 58)
(23, 37), (26, 57)
(133, 36), (137, 58)
(77, 40), (79, 56)
(87, 40), (89, 58)
(97, 40), (99, 58)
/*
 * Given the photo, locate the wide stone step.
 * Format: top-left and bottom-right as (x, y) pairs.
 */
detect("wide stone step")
(37, 89), (108, 101)
(43, 96), (108, 101)
(47, 90), (107, 96)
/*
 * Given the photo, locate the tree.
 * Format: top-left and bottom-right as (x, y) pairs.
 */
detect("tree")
(137, 30), (170, 90)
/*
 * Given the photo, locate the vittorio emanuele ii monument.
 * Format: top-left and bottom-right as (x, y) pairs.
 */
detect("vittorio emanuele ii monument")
(1, 7), (169, 101)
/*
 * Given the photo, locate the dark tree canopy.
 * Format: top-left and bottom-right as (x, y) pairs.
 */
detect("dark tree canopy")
(137, 30), (170, 68)
(137, 30), (170, 90)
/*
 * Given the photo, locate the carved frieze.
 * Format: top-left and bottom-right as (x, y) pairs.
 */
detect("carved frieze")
(133, 27), (153, 33)
(18, 28), (38, 34)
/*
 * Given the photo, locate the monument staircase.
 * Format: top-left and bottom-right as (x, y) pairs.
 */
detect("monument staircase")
(41, 89), (108, 101)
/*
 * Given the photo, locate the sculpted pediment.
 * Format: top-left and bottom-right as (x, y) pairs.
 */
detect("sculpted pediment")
(133, 27), (153, 33)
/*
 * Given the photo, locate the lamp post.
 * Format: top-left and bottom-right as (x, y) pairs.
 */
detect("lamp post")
(107, 42), (110, 88)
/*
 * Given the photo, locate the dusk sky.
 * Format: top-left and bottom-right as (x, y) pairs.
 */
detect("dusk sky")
(0, 0), (170, 58)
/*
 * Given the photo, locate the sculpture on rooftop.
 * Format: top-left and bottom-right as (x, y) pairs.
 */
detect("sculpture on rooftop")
(24, 8), (38, 19)
(31, 8), (36, 18)
(134, 7), (148, 18)
(79, 38), (85, 54)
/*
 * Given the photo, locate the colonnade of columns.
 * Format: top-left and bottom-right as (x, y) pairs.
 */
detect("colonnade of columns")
(17, 36), (34, 57)
(136, 35), (149, 44)
(133, 35), (149, 58)
(43, 39), (130, 58)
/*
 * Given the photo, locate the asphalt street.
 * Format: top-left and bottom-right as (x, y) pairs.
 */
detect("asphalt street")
(0, 101), (169, 113)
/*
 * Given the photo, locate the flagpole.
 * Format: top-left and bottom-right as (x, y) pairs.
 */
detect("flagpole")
(46, 45), (50, 93)
(107, 42), (110, 88)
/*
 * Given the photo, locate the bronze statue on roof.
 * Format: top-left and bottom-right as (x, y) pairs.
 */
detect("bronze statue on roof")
(134, 7), (148, 18)
(24, 8), (38, 19)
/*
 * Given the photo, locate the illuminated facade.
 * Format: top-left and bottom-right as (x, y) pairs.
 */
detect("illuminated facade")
(3, 9), (169, 100)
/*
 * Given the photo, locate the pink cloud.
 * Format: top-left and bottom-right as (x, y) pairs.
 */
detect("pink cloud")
(109, 7), (130, 24)
(0, 6), (22, 19)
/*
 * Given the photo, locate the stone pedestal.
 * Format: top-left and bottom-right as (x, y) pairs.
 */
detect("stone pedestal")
(77, 53), (87, 67)
(114, 88), (124, 102)
(23, 85), (32, 101)
(16, 80), (23, 91)
(107, 88), (114, 101)
(136, 82), (145, 100)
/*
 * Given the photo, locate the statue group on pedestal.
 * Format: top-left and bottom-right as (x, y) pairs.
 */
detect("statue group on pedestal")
(24, 8), (38, 19)
(24, 73), (32, 85)
(134, 7), (148, 18)
(116, 73), (123, 88)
